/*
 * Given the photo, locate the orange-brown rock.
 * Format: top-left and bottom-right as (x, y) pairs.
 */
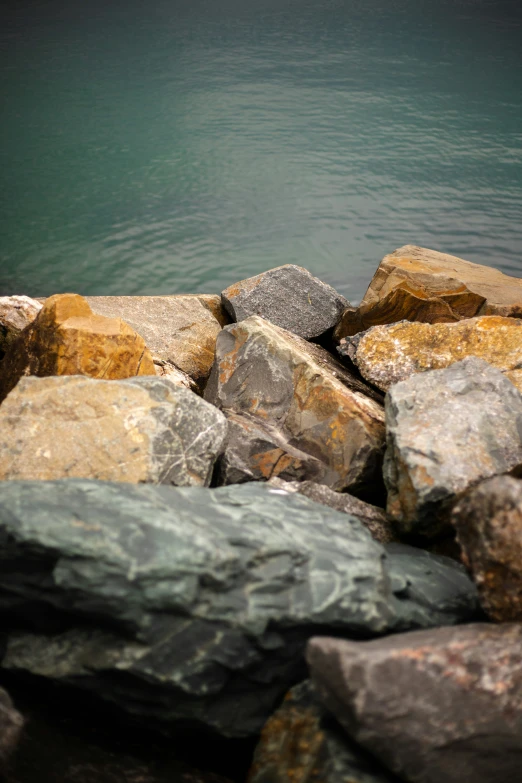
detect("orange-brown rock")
(334, 245), (522, 339)
(340, 315), (522, 392)
(0, 294), (155, 403)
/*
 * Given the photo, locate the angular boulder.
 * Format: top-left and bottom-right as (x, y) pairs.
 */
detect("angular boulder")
(307, 624), (522, 783)
(0, 375), (227, 486)
(221, 265), (349, 340)
(0, 295), (42, 356)
(0, 293), (156, 403)
(205, 316), (385, 493)
(334, 245), (522, 340)
(248, 681), (399, 783)
(384, 357), (522, 536)
(452, 476), (522, 621)
(0, 480), (479, 738)
(0, 687), (24, 771)
(339, 315), (522, 392)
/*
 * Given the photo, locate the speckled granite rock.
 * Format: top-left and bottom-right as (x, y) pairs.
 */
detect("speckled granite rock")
(384, 357), (522, 536)
(0, 686), (24, 771)
(248, 681), (400, 783)
(221, 265), (349, 340)
(0, 295), (42, 356)
(0, 375), (227, 486)
(452, 476), (522, 622)
(307, 624), (522, 783)
(0, 480), (479, 738)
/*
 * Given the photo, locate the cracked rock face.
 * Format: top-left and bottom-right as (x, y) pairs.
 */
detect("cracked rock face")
(221, 265), (349, 340)
(383, 357), (522, 536)
(0, 295), (42, 356)
(307, 624), (522, 783)
(0, 480), (479, 737)
(205, 316), (385, 493)
(0, 375), (227, 486)
(452, 476), (522, 621)
(0, 687), (24, 770)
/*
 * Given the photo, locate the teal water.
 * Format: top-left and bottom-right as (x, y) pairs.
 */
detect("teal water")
(1, 0), (521, 301)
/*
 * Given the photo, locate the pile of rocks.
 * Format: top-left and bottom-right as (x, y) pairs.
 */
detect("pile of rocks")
(0, 245), (521, 783)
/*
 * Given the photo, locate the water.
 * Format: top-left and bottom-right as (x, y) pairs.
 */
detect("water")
(1, 0), (521, 302)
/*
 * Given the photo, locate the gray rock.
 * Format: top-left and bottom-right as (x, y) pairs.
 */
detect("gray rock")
(221, 265), (349, 340)
(0, 295), (42, 356)
(248, 681), (401, 783)
(0, 686), (24, 770)
(0, 480), (479, 738)
(384, 356), (522, 536)
(307, 624), (522, 783)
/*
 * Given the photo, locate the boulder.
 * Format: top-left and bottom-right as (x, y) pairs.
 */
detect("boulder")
(0, 375), (227, 486)
(383, 357), (522, 536)
(0, 480), (479, 738)
(0, 295), (42, 356)
(451, 476), (522, 622)
(0, 294), (156, 404)
(307, 624), (522, 783)
(334, 245), (522, 340)
(221, 265), (349, 340)
(0, 686), (24, 771)
(248, 681), (400, 783)
(268, 478), (396, 544)
(205, 316), (385, 493)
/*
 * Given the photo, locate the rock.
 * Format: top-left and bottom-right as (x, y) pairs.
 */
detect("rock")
(268, 478), (396, 544)
(0, 480), (479, 738)
(221, 265), (349, 340)
(451, 476), (522, 621)
(0, 686), (24, 770)
(0, 295), (42, 356)
(0, 294), (156, 404)
(205, 316), (385, 493)
(248, 681), (400, 783)
(383, 357), (522, 536)
(0, 375), (227, 486)
(86, 295), (227, 386)
(307, 624), (522, 783)
(334, 245), (522, 340)
(339, 315), (522, 392)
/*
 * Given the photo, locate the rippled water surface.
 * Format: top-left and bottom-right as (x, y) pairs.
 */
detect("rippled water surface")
(1, 0), (521, 300)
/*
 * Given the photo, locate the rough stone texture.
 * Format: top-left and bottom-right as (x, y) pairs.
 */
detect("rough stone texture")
(339, 315), (522, 392)
(221, 265), (349, 340)
(0, 295), (42, 356)
(307, 624), (522, 783)
(248, 681), (400, 783)
(0, 686), (24, 770)
(86, 295), (227, 385)
(451, 476), (522, 622)
(0, 480), (479, 738)
(205, 316), (385, 493)
(268, 478), (396, 544)
(0, 294), (156, 404)
(334, 245), (522, 340)
(0, 375), (227, 487)
(384, 357), (522, 536)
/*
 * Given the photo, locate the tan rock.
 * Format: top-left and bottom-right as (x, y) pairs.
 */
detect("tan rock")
(0, 295), (42, 355)
(340, 315), (522, 392)
(334, 245), (522, 339)
(0, 294), (155, 403)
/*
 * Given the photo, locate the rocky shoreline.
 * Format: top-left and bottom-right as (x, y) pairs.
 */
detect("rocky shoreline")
(0, 245), (521, 782)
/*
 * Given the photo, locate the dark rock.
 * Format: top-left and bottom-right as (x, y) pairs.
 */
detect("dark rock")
(307, 624), (522, 783)
(384, 357), (522, 536)
(0, 480), (479, 738)
(451, 475), (522, 621)
(221, 265), (349, 341)
(0, 686), (24, 771)
(248, 680), (400, 783)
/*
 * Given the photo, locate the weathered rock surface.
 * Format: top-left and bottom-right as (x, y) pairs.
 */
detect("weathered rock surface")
(0, 480), (479, 738)
(205, 316), (385, 493)
(307, 624), (522, 783)
(334, 245), (522, 339)
(0, 294), (156, 403)
(339, 315), (522, 392)
(384, 357), (522, 536)
(268, 478), (396, 544)
(221, 265), (349, 340)
(248, 681), (400, 783)
(452, 476), (522, 622)
(0, 295), (42, 356)
(0, 375), (227, 486)
(0, 686), (24, 770)
(86, 295), (227, 385)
